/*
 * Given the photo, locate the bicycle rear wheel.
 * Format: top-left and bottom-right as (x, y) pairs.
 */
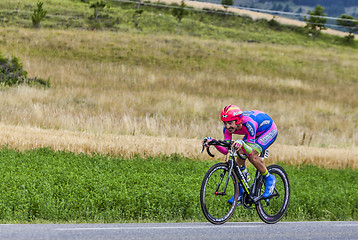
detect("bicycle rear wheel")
(200, 162), (239, 224)
(255, 164), (290, 224)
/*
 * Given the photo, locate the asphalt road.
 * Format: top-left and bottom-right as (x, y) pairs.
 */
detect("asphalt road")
(1, 221), (357, 240)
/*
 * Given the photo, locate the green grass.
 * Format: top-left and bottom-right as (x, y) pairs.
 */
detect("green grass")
(0, 147), (207, 223)
(0, 147), (357, 223)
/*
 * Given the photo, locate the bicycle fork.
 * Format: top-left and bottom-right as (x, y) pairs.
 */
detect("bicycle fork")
(215, 158), (234, 196)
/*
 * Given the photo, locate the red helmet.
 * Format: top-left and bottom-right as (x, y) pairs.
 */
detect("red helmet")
(220, 105), (243, 123)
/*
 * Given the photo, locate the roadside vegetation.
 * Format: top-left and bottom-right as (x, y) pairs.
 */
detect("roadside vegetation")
(0, 147), (356, 223)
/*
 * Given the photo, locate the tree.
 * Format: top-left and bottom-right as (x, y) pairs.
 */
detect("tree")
(283, 4), (291, 13)
(132, 9), (144, 30)
(337, 14), (358, 42)
(136, 0), (141, 10)
(31, 1), (47, 28)
(270, 3), (283, 11)
(221, 0), (234, 14)
(304, 5), (327, 41)
(276, 4), (283, 11)
(171, 1), (189, 34)
(90, 0), (106, 21)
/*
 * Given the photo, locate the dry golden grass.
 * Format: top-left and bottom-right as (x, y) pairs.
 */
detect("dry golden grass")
(0, 26), (357, 168)
(0, 123), (357, 169)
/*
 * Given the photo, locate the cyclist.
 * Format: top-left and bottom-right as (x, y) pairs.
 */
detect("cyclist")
(203, 105), (277, 204)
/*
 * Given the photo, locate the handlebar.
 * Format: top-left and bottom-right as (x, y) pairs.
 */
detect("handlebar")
(201, 139), (233, 157)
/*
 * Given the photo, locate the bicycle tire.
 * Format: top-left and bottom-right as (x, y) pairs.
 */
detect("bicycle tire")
(255, 164), (290, 224)
(200, 162), (239, 224)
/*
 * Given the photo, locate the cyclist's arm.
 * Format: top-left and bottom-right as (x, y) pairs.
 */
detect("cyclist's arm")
(240, 121), (258, 156)
(214, 145), (229, 155)
(214, 127), (231, 155)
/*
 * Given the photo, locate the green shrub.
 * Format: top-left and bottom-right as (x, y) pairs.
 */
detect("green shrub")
(0, 53), (27, 86)
(27, 77), (51, 88)
(267, 18), (282, 31)
(31, 1), (47, 28)
(0, 52), (50, 87)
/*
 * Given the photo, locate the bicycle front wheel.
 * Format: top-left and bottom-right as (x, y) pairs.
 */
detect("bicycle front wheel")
(200, 162), (239, 224)
(255, 164), (290, 224)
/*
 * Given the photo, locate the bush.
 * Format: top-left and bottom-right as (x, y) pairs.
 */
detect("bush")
(0, 52), (50, 87)
(268, 18), (282, 31)
(31, 1), (47, 28)
(0, 53), (27, 86)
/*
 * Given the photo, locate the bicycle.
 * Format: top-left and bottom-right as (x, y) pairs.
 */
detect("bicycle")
(200, 139), (290, 224)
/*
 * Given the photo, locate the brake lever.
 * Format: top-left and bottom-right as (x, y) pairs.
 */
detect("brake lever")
(201, 139), (207, 153)
(201, 139), (215, 157)
(206, 147), (215, 157)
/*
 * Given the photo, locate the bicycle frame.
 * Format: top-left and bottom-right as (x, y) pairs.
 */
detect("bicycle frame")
(202, 139), (279, 204)
(221, 147), (277, 205)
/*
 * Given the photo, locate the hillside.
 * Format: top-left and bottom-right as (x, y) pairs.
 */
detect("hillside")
(202, 0), (358, 17)
(157, 0), (357, 37)
(1, 0), (357, 38)
(0, 0), (357, 168)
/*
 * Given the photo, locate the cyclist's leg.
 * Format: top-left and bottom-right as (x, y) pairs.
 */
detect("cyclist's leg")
(227, 185), (243, 205)
(256, 122), (278, 153)
(255, 123), (278, 197)
(236, 152), (246, 167)
(242, 140), (265, 175)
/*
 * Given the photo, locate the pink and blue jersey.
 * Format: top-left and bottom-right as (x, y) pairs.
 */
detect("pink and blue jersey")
(221, 110), (277, 155)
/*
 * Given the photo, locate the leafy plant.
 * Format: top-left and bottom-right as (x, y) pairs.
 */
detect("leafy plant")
(133, 9), (144, 30)
(337, 14), (358, 43)
(221, 0), (234, 13)
(0, 53), (27, 86)
(0, 52), (50, 87)
(304, 5), (327, 41)
(171, 1), (189, 34)
(90, 0), (107, 21)
(31, 1), (47, 28)
(268, 17), (282, 31)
